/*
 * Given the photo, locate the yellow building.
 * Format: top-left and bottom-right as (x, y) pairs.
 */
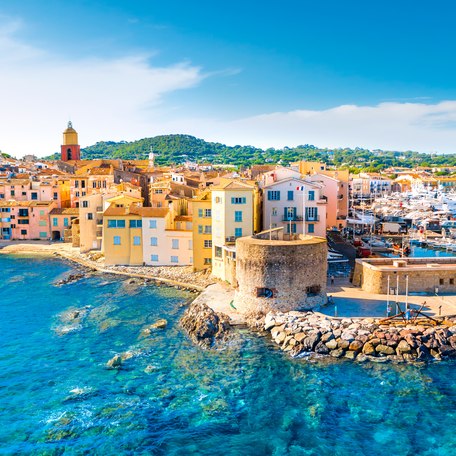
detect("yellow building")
(211, 180), (258, 283)
(293, 161), (327, 175)
(191, 190), (212, 271)
(102, 205), (143, 266)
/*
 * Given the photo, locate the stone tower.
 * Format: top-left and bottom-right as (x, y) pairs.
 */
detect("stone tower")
(61, 121), (81, 161)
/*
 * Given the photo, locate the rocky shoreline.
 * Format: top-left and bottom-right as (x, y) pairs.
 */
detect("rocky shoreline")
(264, 311), (456, 362)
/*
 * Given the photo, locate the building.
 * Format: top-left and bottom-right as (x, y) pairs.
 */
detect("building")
(61, 121), (81, 161)
(233, 229), (328, 313)
(49, 208), (79, 241)
(211, 180), (258, 282)
(262, 177), (327, 237)
(142, 207), (193, 266)
(309, 173), (348, 229)
(0, 201), (57, 240)
(191, 191), (212, 271)
(102, 205), (144, 266)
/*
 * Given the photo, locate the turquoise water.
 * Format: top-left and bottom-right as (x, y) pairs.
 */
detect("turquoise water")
(386, 244), (456, 258)
(1, 256), (456, 455)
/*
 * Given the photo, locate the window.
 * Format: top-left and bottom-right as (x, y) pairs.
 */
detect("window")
(107, 219), (126, 228)
(204, 258), (212, 265)
(306, 285), (321, 296)
(215, 246), (223, 258)
(75, 191), (80, 197)
(87, 213), (93, 220)
(18, 209), (28, 217)
(231, 197), (246, 204)
(235, 211), (243, 222)
(129, 220), (142, 228)
(113, 236), (121, 245)
(172, 239), (179, 249)
(308, 190), (315, 201)
(39, 231), (47, 238)
(450, 278), (454, 285)
(284, 207), (296, 220)
(267, 190), (280, 201)
(440, 278), (444, 285)
(204, 209), (212, 217)
(308, 224), (315, 233)
(286, 223), (297, 234)
(204, 240), (212, 248)
(133, 236), (141, 246)
(149, 220), (157, 229)
(150, 237), (158, 246)
(154, 189), (163, 194)
(10, 190), (15, 196)
(272, 208), (277, 216)
(20, 229), (27, 235)
(82, 192), (86, 196)
(75, 180), (79, 188)
(188, 240), (193, 250)
(82, 201), (89, 208)
(171, 256), (179, 263)
(39, 220), (47, 226)
(198, 209), (203, 217)
(81, 181), (85, 188)
(18, 219), (29, 225)
(306, 207), (318, 221)
(93, 182), (97, 188)
(256, 287), (275, 298)
(204, 225), (212, 234)
(63, 218), (69, 227)
(215, 197), (222, 203)
(53, 218), (58, 227)
(21, 192), (26, 196)
(151, 254), (159, 262)
(40, 210), (45, 216)
(235, 227), (242, 237)
(102, 181), (107, 188)
(198, 225), (203, 234)
(287, 190), (294, 201)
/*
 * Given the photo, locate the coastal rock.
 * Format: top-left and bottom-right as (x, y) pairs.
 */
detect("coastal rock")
(325, 339), (338, 350)
(180, 300), (231, 348)
(106, 354), (122, 369)
(295, 332), (307, 342)
(439, 345), (456, 358)
(396, 340), (412, 354)
(376, 344), (395, 356)
(362, 342), (376, 356)
(314, 342), (330, 355)
(345, 350), (357, 360)
(151, 319), (168, 329)
(330, 348), (345, 358)
(349, 340), (363, 352)
(302, 333), (321, 351)
(417, 345), (431, 361)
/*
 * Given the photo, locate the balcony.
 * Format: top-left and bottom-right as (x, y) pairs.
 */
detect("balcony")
(306, 216), (320, 222)
(225, 236), (236, 244)
(282, 215), (304, 222)
(96, 219), (103, 226)
(96, 206), (103, 213)
(96, 230), (103, 239)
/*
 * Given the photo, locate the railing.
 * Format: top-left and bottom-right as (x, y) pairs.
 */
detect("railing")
(96, 206), (103, 212)
(305, 215), (320, 222)
(282, 215), (304, 222)
(225, 236), (236, 243)
(96, 219), (103, 226)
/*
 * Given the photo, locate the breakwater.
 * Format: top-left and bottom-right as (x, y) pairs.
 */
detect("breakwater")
(265, 311), (456, 362)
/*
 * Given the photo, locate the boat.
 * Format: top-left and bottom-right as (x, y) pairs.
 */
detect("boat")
(327, 251), (349, 263)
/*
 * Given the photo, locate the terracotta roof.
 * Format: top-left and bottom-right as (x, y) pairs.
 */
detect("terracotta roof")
(49, 208), (79, 215)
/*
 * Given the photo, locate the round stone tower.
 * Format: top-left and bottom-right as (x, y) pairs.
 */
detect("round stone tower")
(61, 121), (81, 161)
(233, 234), (327, 314)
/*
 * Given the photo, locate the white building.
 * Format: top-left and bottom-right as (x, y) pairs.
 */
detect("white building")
(262, 177), (327, 237)
(142, 207), (193, 266)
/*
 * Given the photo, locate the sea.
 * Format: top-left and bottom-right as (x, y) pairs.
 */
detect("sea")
(1, 254), (456, 455)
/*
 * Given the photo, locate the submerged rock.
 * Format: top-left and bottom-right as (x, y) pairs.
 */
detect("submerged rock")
(180, 301), (231, 348)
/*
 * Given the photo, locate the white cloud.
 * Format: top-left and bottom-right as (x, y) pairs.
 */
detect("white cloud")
(160, 101), (456, 154)
(0, 19), (205, 156)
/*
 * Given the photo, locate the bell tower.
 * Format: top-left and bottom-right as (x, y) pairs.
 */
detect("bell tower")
(61, 121), (81, 161)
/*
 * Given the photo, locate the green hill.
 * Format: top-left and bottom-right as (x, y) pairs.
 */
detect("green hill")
(46, 134), (456, 171)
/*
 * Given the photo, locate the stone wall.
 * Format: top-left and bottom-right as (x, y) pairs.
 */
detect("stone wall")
(354, 258), (456, 294)
(233, 235), (327, 314)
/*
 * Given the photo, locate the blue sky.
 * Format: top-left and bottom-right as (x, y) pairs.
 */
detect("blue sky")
(2, 0), (456, 155)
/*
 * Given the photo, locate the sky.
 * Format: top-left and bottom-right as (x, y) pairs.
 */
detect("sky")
(2, 0), (456, 156)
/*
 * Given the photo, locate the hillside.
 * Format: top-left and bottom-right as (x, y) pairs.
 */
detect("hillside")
(47, 134), (456, 172)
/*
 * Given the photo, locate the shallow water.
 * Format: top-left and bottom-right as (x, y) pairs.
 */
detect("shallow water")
(1, 255), (456, 455)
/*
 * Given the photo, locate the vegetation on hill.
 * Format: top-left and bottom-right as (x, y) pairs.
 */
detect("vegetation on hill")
(46, 134), (456, 171)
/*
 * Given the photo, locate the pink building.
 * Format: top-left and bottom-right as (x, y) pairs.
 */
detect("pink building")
(0, 201), (57, 240)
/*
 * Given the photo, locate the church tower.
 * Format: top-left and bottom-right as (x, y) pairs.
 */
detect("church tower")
(60, 121), (81, 161)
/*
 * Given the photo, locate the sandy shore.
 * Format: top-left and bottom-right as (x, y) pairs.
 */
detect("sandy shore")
(0, 241), (213, 291)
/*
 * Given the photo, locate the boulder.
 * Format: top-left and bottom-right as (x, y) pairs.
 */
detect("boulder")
(325, 339), (338, 350)
(314, 342), (330, 355)
(106, 354), (122, 369)
(341, 331), (355, 342)
(302, 332), (321, 351)
(345, 350), (357, 360)
(330, 348), (345, 358)
(337, 339), (350, 350)
(151, 319), (167, 329)
(396, 340), (412, 354)
(321, 332), (334, 343)
(375, 344), (395, 356)
(417, 345), (431, 361)
(362, 342), (376, 356)
(349, 340), (363, 352)
(294, 332), (307, 342)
